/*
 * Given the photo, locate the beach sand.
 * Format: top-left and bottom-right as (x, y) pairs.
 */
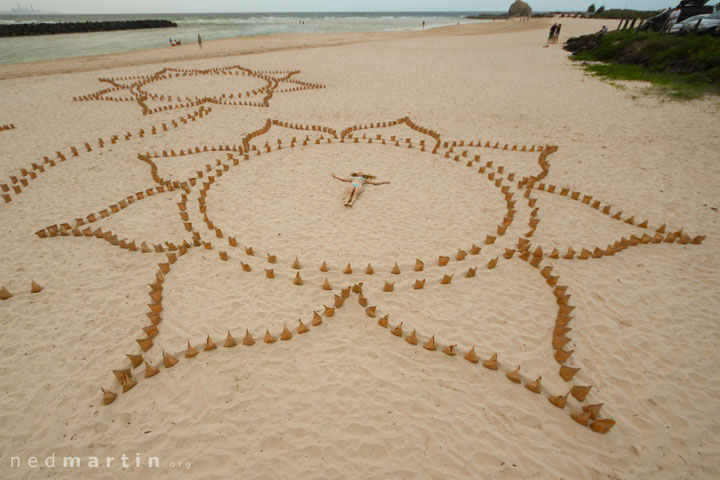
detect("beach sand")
(0, 17), (719, 479)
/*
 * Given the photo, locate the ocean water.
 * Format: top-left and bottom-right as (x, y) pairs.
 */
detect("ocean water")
(0, 12), (496, 64)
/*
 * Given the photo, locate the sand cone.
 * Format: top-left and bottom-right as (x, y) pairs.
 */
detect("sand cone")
(441, 274), (453, 284)
(267, 253), (276, 263)
(465, 267), (477, 278)
(145, 361), (160, 378)
(413, 279), (426, 289)
(320, 261), (328, 272)
(391, 263), (401, 274)
(322, 278), (332, 290)
(383, 281), (394, 292)
(334, 294), (345, 308)
(486, 235), (496, 245)
(243, 329), (256, 345)
(365, 264), (374, 275)
(142, 325), (159, 338)
(438, 256), (449, 266)
(265, 269), (275, 278)
(324, 305), (335, 317)
(0, 287), (12, 300)
(219, 251), (228, 261)
(487, 258), (498, 269)
(241, 262), (252, 272)
(298, 320), (310, 334)
(415, 259), (424, 271)
(281, 325), (293, 340)
(464, 346), (480, 363)
(101, 387), (117, 405)
(30, 281), (43, 293)
(525, 376), (542, 393)
(423, 335), (436, 351)
(571, 385), (592, 402)
(312, 311), (323, 326)
(442, 345), (456, 356)
(470, 244), (481, 255)
(378, 315), (389, 328)
(406, 330), (418, 345)
(136, 337), (153, 351)
(126, 353), (143, 368)
(590, 418), (616, 434)
(121, 372), (137, 392)
(224, 331), (237, 347)
(199, 335), (216, 352)
(163, 351), (179, 368)
(483, 353), (498, 370)
(456, 249), (467, 261)
(245, 246), (254, 256)
(341, 286), (351, 298)
(563, 248), (575, 259)
(554, 349), (574, 364)
(506, 366), (521, 383)
(264, 330), (277, 343)
(358, 294), (368, 307)
(571, 411), (591, 426)
(186, 341), (199, 358)
(352, 283), (364, 294)
(582, 403), (604, 420)
(343, 263), (352, 274)
(291, 257), (301, 269)
(559, 365), (581, 381)
(293, 272), (304, 285)
(504, 248), (515, 259)
(548, 392), (569, 409)
(365, 305), (377, 317)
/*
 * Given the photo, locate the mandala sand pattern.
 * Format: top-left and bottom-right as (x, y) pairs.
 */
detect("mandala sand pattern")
(4, 64), (706, 436)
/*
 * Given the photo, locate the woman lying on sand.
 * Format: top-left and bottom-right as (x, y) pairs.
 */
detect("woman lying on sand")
(331, 171), (390, 207)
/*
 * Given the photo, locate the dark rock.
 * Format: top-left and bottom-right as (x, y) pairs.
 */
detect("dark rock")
(0, 19), (177, 37)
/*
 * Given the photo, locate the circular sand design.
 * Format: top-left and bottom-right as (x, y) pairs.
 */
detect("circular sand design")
(206, 142), (507, 266)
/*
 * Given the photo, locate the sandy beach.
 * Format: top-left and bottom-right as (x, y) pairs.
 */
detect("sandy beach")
(0, 17), (719, 479)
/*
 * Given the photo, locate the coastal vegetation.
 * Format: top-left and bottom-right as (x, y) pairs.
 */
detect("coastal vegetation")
(569, 30), (720, 98)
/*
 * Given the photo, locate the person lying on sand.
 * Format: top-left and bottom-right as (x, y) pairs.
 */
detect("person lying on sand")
(331, 171), (390, 207)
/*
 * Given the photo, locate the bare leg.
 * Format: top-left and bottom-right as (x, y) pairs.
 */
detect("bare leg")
(348, 186), (362, 206)
(343, 185), (354, 206)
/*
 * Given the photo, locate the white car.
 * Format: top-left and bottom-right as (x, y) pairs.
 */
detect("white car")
(695, 10), (720, 33)
(669, 14), (710, 34)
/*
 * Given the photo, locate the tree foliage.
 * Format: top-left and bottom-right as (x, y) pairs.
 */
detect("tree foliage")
(588, 4), (596, 13)
(508, 0), (532, 17)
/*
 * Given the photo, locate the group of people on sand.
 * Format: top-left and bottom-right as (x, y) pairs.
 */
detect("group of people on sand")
(547, 23), (562, 44)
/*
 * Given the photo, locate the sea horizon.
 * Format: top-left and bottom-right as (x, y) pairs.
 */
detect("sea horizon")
(0, 11), (504, 64)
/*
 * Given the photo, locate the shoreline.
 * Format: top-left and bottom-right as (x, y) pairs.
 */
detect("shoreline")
(0, 18), (548, 80)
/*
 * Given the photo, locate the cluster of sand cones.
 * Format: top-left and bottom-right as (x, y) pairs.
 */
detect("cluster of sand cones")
(0, 123), (15, 132)
(74, 65), (325, 115)
(0, 281), (43, 301)
(15, 94), (702, 436)
(1, 106), (211, 204)
(523, 181), (706, 254)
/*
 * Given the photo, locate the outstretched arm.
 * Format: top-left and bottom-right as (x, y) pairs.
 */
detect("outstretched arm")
(366, 179), (390, 186)
(331, 173), (352, 182)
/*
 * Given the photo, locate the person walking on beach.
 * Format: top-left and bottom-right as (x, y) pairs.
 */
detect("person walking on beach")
(198, 34), (202, 49)
(331, 172), (390, 207)
(553, 23), (562, 44)
(422, 20), (425, 29)
(547, 24), (557, 44)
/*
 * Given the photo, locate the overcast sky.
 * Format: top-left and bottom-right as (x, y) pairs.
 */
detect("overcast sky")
(0, 1), (681, 14)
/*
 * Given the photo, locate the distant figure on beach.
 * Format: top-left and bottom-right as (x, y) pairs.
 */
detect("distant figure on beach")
(331, 172), (390, 207)
(554, 23), (562, 43)
(169, 38), (173, 46)
(547, 24), (557, 44)
(422, 20), (425, 29)
(600, 25), (608, 35)
(198, 34), (202, 49)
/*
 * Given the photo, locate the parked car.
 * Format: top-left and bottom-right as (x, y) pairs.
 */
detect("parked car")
(670, 13), (711, 33)
(695, 10), (720, 32)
